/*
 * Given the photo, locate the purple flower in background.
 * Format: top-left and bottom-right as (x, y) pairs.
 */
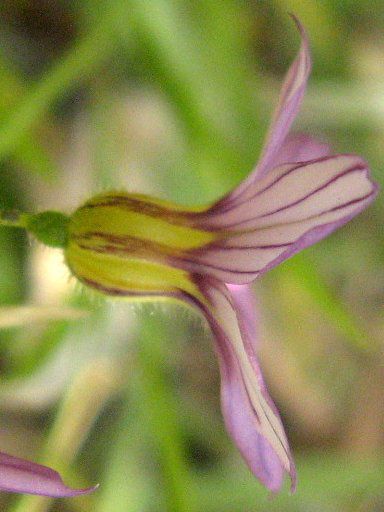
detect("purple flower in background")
(0, 452), (96, 497)
(0, 17), (377, 497)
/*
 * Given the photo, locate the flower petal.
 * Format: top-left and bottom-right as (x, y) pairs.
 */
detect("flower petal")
(63, 274), (294, 491)
(186, 155), (377, 284)
(221, 16), (311, 209)
(256, 17), (311, 178)
(0, 452), (97, 497)
(226, 284), (259, 348)
(185, 277), (294, 491)
(271, 133), (331, 168)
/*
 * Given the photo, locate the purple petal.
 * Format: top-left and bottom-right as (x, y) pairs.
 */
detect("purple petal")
(0, 452), (97, 497)
(271, 133), (331, 167)
(185, 277), (295, 492)
(255, 17), (311, 179)
(218, 16), (311, 210)
(185, 155), (377, 284)
(226, 284), (259, 348)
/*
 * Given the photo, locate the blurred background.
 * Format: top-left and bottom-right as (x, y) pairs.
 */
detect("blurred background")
(0, 1), (383, 511)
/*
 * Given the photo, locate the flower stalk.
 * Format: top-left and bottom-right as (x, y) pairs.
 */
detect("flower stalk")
(0, 210), (69, 248)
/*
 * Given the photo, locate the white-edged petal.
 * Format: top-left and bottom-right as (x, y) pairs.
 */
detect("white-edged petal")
(186, 277), (295, 491)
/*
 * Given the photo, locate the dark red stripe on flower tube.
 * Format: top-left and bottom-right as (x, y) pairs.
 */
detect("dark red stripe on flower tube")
(79, 277), (181, 298)
(77, 196), (197, 225)
(73, 232), (186, 261)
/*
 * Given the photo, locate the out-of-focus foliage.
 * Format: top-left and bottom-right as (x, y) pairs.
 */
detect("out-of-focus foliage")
(0, 1), (382, 511)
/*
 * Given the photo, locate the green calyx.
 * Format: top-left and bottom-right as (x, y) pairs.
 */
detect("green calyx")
(26, 211), (70, 248)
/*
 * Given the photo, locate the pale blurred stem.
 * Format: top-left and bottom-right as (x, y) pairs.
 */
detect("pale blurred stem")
(95, 394), (148, 512)
(137, 312), (194, 512)
(0, 1), (127, 165)
(11, 360), (117, 512)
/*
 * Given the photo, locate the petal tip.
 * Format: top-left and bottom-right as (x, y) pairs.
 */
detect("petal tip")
(0, 451), (100, 498)
(67, 482), (100, 497)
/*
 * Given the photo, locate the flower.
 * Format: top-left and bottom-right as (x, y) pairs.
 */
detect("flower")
(0, 452), (96, 496)
(0, 18), (378, 496)
(63, 18), (377, 492)
(0, 306), (93, 496)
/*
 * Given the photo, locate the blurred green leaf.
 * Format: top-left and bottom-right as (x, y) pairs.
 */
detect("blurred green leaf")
(0, 56), (57, 177)
(136, 310), (195, 512)
(0, 2), (129, 170)
(277, 252), (378, 354)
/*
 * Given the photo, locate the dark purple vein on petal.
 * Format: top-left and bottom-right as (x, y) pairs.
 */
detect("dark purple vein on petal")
(206, 156), (366, 218)
(215, 186), (374, 231)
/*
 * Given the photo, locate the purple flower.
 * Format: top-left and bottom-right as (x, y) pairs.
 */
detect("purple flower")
(0, 452), (96, 496)
(0, 17), (377, 496)
(178, 20), (377, 491)
(63, 18), (377, 493)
